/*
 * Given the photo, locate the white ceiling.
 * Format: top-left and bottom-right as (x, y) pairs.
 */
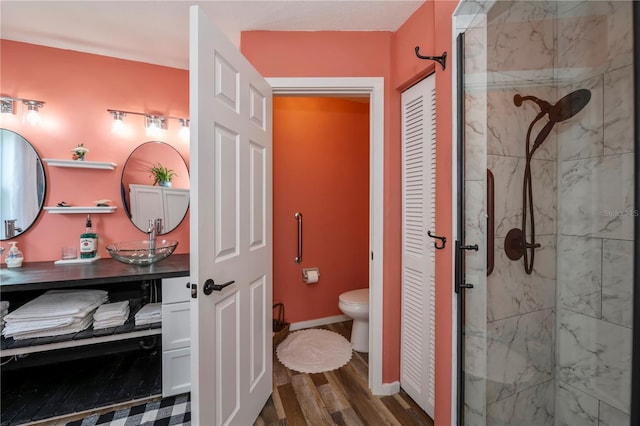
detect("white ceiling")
(1, 1), (424, 70)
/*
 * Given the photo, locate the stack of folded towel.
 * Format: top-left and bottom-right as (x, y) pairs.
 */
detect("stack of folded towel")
(134, 303), (161, 326)
(93, 301), (130, 330)
(2, 289), (108, 340)
(0, 301), (9, 332)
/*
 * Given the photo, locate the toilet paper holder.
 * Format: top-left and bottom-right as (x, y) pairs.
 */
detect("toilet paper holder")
(302, 268), (320, 283)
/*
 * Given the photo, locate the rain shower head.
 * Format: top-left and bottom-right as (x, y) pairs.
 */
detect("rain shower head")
(515, 89), (592, 155)
(513, 89), (591, 123)
(548, 89), (591, 123)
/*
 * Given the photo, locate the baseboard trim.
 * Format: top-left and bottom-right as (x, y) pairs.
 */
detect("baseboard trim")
(289, 315), (350, 331)
(373, 380), (400, 396)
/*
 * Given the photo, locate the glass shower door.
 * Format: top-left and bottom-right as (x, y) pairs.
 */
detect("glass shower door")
(455, 1), (636, 425)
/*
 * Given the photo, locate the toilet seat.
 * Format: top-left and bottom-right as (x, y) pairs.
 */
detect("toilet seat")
(339, 288), (368, 306)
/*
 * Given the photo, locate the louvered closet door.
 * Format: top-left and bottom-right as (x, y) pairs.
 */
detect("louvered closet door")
(400, 74), (436, 417)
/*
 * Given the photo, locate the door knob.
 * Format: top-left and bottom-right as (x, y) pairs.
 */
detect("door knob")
(203, 279), (236, 295)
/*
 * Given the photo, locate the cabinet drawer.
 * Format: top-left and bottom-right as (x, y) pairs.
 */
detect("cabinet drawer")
(162, 277), (190, 304)
(161, 302), (190, 351)
(162, 347), (191, 398)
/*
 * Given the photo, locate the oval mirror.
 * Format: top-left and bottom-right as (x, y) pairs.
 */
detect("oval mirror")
(121, 141), (189, 234)
(0, 129), (46, 240)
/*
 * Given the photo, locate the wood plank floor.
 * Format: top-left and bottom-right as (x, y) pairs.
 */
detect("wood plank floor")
(255, 321), (434, 426)
(6, 320), (433, 426)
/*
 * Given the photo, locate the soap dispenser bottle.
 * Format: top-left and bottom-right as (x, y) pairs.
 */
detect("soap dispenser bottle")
(5, 242), (24, 268)
(80, 214), (98, 259)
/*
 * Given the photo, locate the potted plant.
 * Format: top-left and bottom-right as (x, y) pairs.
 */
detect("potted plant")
(149, 162), (177, 187)
(71, 143), (89, 161)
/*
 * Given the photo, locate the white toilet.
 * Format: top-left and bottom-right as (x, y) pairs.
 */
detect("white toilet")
(338, 288), (369, 353)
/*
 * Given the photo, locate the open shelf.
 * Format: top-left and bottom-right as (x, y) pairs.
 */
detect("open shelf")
(43, 159), (117, 170)
(44, 206), (117, 214)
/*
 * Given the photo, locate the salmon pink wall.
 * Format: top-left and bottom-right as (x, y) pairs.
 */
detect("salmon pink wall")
(394, 2), (458, 425)
(0, 40), (190, 262)
(240, 30), (401, 381)
(273, 97), (369, 323)
(242, 1), (458, 424)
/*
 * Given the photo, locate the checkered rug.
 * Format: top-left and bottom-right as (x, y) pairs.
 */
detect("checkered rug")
(66, 393), (190, 426)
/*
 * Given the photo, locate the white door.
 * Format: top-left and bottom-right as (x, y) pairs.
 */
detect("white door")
(400, 74), (436, 417)
(189, 6), (272, 425)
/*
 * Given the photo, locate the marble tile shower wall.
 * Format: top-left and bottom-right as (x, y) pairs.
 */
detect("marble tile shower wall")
(554, 2), (633, 426)
(483, 2), (557, 425)
(457, 1), (633, 425)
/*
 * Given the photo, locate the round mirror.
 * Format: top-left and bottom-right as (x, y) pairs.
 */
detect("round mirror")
(1, 129), (46, 240)
(121, 141), (189, 234)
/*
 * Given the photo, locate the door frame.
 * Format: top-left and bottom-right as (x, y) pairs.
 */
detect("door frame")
(267, 77), (385, 394)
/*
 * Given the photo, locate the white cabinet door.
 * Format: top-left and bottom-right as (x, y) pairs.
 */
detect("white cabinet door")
(162, 347), (191, 397)
(162, 302), (190, 351)
(162, 188), (190, 231)
(162, 277), (191, 398)
(129, 184), (163, 230)
(130, 184), (189, 232)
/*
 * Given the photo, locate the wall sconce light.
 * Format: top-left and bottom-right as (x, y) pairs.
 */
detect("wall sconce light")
(1, 97), (46, 126)
(1, 98), (15, 114)
(110, 111), (126, 135)
(145, 115), (167, 137)
(106, 109), (188, 139)
(179, 118), (190, 141)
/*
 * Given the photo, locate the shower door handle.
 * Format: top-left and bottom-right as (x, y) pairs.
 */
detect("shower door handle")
(455, 240), (475, 293)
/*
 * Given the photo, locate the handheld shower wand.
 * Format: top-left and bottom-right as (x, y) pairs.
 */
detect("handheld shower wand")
(505, 89), (591, 274)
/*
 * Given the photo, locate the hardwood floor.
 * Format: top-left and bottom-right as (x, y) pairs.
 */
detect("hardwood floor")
(255, 321), (434, 426)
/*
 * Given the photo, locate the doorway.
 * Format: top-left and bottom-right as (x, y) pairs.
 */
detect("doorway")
(269, 77), (385, 394)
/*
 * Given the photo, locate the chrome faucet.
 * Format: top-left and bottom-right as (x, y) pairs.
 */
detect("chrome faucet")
(147, 218), (162, 252)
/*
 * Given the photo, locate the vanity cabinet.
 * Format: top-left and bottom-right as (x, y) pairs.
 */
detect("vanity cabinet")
(129, 184), (189, 232)
(0, 255), (190, 423)
(161, 276), (191, 397)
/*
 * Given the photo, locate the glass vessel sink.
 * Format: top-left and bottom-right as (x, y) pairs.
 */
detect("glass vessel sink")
(106, 239), (178, 265)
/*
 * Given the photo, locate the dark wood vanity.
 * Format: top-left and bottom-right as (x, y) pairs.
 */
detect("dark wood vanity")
(0, 254), (190, 425)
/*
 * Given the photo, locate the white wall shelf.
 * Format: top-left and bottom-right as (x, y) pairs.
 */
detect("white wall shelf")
(43, 158), (117, 170)
(44, 206), (117, 214)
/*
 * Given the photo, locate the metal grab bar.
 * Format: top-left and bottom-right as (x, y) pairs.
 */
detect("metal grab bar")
(294, 212), (302, 263)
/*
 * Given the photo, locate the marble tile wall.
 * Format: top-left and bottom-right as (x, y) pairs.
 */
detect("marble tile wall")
(555, 2), (633, 425)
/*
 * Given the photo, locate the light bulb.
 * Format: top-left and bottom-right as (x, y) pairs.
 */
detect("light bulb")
(179, 119), (189, 141)
(24, 102), (42, 126)
(110, 111), (126, 135)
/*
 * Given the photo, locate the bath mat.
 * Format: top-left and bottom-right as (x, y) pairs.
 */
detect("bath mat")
(276, 328), (352, 374)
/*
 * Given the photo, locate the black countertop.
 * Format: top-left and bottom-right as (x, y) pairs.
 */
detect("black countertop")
(0, 254), (190, 292)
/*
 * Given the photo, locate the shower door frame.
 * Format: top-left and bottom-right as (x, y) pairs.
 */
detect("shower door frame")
(631, 3), (640, 425)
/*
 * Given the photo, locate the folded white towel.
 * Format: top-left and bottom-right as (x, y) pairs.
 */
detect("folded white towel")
(134, 303), (161, 320)
(94, 316), (128, 330)
(134, 303), (161, 326)
(5, 315), (94, 340)
(5, 290), (107, 321)
(94, 301), (129, 321)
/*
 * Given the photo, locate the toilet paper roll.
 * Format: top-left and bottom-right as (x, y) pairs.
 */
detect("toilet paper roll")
(305, 270), (319, 284)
